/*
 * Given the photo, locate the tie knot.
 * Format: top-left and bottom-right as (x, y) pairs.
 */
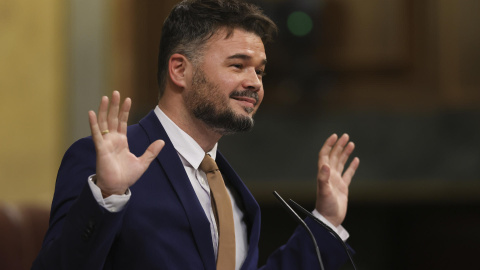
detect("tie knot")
(200, 154), (219, 174)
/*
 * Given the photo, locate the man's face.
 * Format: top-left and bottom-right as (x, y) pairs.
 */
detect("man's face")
(184, 28), (266, 135)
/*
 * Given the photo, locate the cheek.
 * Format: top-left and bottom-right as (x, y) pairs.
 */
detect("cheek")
(219, 78), (239, 95)
(257, 89), (264, 105)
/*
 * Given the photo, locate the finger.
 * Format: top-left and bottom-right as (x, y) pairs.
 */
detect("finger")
(337, 141), (355, 172)
(343, 157), (360, 185)
(88, 110), (103, 147)
(317, 164), (332, 197)
(330, 133), (349, 165)
(317, 163), (331, 184)
(118, 97), (131, 134)
(318, 134), (338, 164)
(108, 91), (121, 132)
(98, 96), (109, 132)
(138, 140), (165, 168)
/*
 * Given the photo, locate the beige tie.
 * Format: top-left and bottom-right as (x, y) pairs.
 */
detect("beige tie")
(200, 154), (236, 270)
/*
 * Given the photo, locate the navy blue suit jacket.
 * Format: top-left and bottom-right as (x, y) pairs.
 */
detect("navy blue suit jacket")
(32, 111), (350, 269)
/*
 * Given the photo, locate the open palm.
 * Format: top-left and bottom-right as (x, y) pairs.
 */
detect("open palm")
(316, 133), (359, 227)
(88, 91), (164, 197)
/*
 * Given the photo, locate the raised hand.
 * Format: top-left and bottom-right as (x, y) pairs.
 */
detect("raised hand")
(88, 91), (165, 197)
(316, 134), (359, 227)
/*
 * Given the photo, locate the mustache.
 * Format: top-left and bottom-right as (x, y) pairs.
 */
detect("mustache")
(229, 90), (259, 104)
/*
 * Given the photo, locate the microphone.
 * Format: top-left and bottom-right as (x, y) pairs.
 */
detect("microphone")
(288, 199), (357, 270)
(273, 191), (325, 270)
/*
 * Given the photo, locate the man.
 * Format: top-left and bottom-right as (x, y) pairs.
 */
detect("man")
(33, 0), (359, 269)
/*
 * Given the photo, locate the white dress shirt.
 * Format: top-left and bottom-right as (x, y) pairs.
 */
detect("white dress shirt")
(88, 105), (349, 269)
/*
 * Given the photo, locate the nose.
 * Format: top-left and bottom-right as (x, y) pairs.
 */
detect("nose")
(242, 68), (262, 92)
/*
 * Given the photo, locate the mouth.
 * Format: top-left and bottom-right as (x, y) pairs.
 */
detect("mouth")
(231, 96), (257, 107)
(230, 91), (258, 108)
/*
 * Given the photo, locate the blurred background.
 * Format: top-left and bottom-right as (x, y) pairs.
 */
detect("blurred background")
(1, 0), (479, 269)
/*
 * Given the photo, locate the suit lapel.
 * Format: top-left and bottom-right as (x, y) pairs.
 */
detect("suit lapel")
(139, 111), (216, 269)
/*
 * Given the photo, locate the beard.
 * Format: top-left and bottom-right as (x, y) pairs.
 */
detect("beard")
(185, 69), (259, 135)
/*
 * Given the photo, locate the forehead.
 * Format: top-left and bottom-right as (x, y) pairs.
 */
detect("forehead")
(202, 28), (266, 62)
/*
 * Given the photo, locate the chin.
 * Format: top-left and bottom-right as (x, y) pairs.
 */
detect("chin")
(240, 105), (255, 114)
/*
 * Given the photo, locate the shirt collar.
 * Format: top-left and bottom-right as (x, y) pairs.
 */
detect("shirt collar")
(154, 106), (217, 169)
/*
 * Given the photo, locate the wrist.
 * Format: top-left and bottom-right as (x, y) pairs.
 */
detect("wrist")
(92, 176), (127, 198)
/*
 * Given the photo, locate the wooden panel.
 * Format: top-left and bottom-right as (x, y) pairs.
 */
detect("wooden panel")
(110, 0), (178, 121)
(438, 0), (480, 109)
(319, 0), (411, 70)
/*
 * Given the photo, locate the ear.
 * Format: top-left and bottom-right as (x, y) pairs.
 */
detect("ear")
(168, 53), (191, 89)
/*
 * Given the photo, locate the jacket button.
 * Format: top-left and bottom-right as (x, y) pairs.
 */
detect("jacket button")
(87, 220), (95, 229)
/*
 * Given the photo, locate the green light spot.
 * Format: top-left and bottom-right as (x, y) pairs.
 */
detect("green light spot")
(287, 11), (313, 37)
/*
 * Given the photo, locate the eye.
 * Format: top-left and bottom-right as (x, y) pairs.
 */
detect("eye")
(256, 69), (266, 78)
(231, 64), (243, 69)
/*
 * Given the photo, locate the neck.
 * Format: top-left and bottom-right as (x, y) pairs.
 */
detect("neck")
(158, 99), (221, 152)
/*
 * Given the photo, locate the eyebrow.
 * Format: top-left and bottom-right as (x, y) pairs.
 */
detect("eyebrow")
(227, 54), (267, 65)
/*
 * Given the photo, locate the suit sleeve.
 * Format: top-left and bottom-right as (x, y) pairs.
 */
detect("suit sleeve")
(259, 217), (354, 270)
(32, 138), (128, 270)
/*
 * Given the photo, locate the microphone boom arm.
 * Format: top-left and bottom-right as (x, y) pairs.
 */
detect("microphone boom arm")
(273, 191), (325, 270)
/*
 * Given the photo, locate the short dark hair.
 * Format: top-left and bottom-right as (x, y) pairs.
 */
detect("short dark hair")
(157, 0), (278, 98)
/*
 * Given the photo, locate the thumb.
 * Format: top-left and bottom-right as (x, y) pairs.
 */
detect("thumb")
(139, 140), (165, 166)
